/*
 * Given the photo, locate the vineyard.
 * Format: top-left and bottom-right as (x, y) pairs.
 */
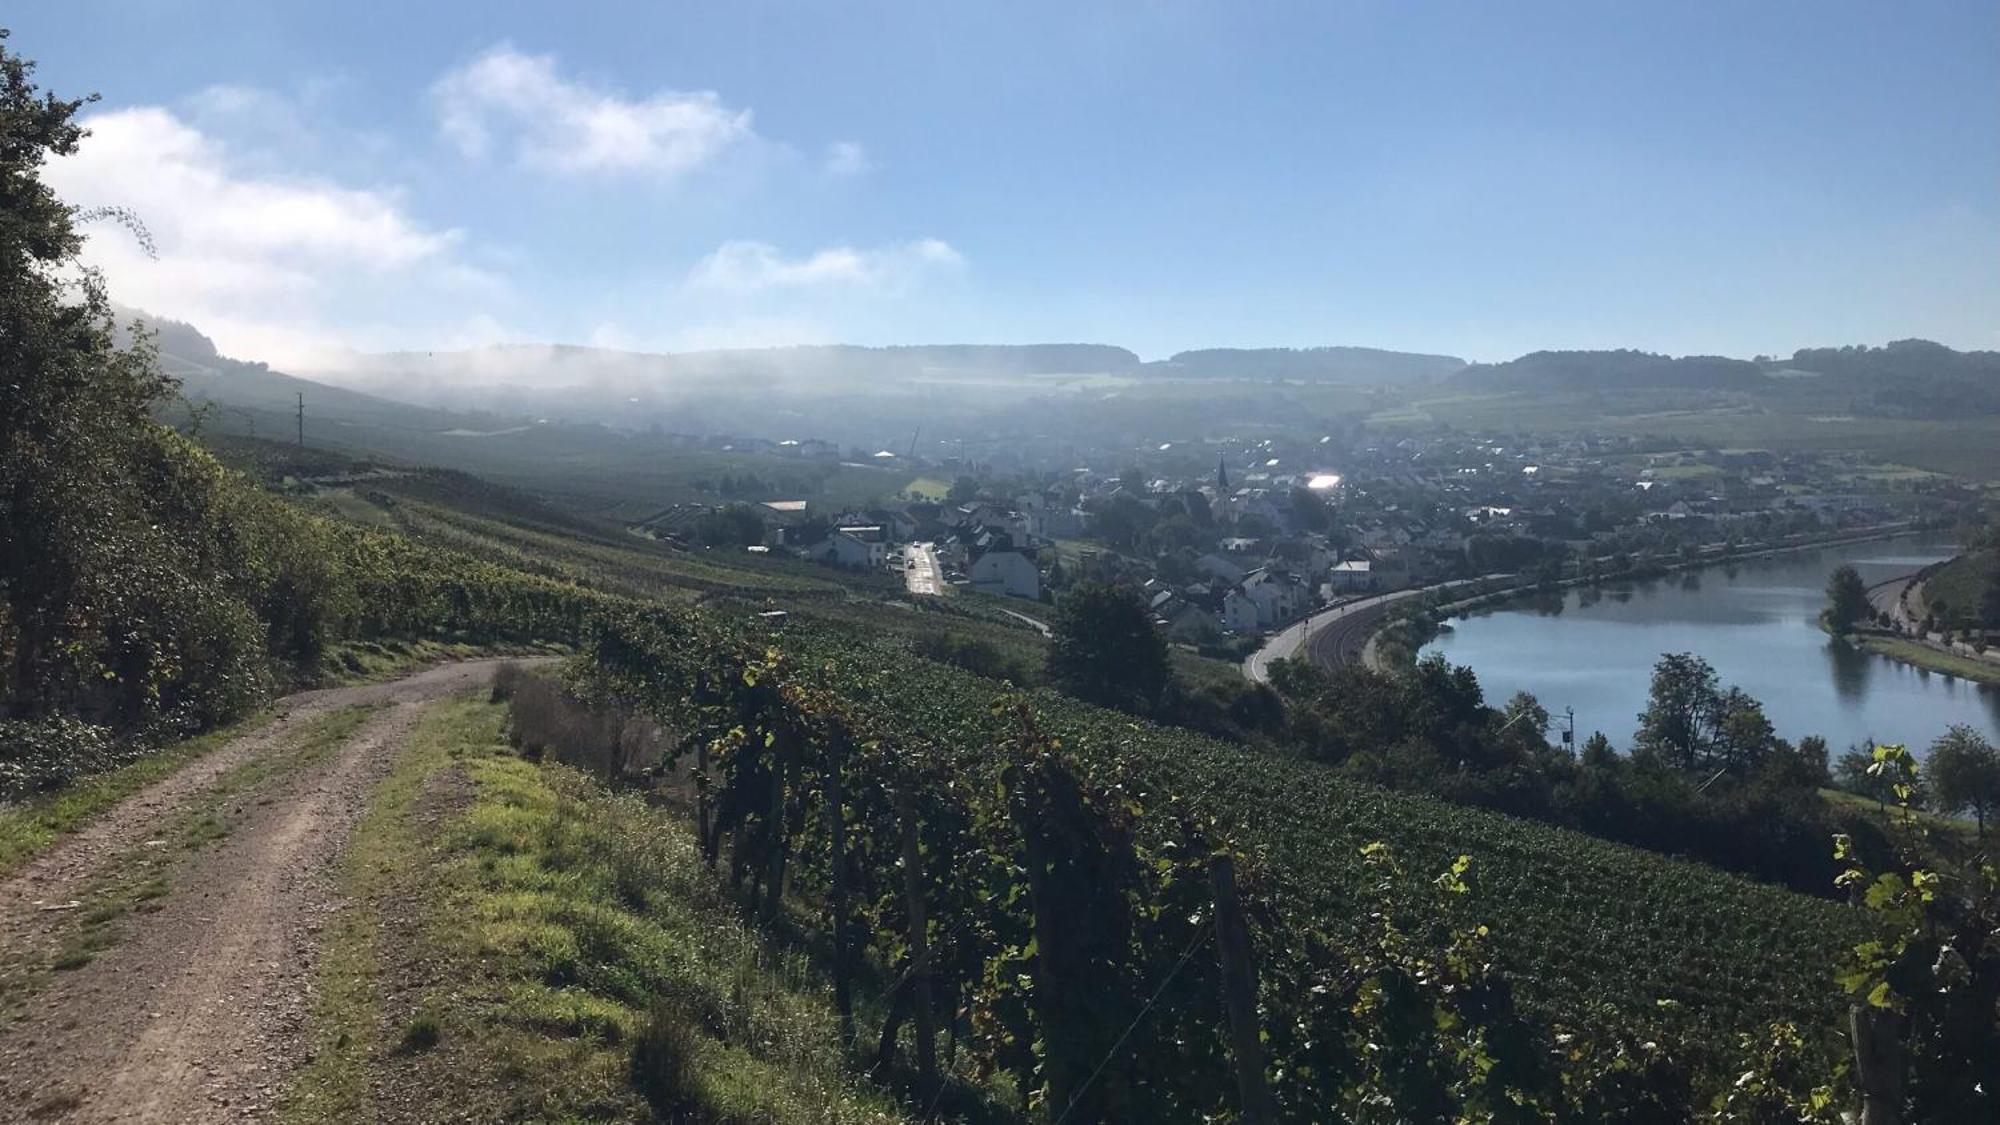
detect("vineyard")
(569, 604), (1869, 1119)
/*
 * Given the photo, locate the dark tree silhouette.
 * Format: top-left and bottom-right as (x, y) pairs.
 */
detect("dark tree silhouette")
(1045, 580), (1170, 714)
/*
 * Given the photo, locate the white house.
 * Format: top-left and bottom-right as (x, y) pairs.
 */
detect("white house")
(1222, 588), (1262, 633)
(1327, 559), (1377, 593)
(816, 526), (888, 570)
(1239, 568), (1311, 627)
(970, 547), (1040, 600)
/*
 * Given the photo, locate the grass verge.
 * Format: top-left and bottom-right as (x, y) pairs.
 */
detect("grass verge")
(317, 636), (571, 687)
(1853, 634), (2000, 687)
(283, 698), (471, 1123)
(0, 708), (288, 878)
(287, 697), (909, 1124)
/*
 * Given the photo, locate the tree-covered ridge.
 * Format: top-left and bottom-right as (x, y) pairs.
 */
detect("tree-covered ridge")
(1458, 348), (1764, 391)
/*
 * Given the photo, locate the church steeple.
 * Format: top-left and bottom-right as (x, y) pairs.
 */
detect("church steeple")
(1217, 455), (1230, 492)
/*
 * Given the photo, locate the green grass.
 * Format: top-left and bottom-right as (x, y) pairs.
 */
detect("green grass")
(1853, 634), (2000, 687)
(288, 697), (913, 1124)
(1171, 647), (1250, 693)
(0, 708), (284, 878)
(284, 698), (478, 1124)
(903, 475), (952, 500)
(1818, 787), (1978, 840)
(319, 635), (570, 686)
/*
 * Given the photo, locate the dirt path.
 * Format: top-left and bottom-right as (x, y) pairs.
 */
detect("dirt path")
(0, 659), (525, 1123)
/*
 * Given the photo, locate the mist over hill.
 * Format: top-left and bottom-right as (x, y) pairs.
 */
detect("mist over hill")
(1150, 346), (1467, 382)
(314, 342), (1143, 391)
(121, 304), (2000, 455)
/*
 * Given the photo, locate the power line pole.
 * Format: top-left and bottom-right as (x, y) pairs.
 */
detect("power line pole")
(296, 392), (304, 446)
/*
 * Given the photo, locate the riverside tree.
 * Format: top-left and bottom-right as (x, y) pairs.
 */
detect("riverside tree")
(1824, 563), (1870, 634)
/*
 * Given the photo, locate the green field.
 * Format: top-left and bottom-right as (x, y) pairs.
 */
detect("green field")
(903, 475), (953, 500)
(1367, 388), (2000, 480)
(1855, 635), (2000, 687)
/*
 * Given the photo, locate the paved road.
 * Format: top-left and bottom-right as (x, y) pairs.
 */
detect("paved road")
(1242, 575), (1506, 684)
(996, 607), (1051, 637)
(904, 541), (942, 597)
(1867, 573), (1921, 630)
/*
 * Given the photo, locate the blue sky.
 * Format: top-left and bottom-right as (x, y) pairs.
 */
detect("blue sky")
(14, 1), (1998, 367)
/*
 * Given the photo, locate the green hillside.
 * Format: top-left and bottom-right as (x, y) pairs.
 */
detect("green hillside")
(1922, 549), (1998, 629)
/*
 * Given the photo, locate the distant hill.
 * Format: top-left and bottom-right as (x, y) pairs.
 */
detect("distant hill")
(329, 342), (1143, 392)
(1457, 348), (1762, 391)
(323, 341), (1478, 394)
(115, 308), (487, 437)
(1149, 346), (1467, 382)
(1776, 340), (2000, 416)
(1780, 338), (2000, 382)
(1455, 340), (2000, 408)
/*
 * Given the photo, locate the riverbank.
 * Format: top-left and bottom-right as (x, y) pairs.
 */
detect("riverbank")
(1850, 633), (2000, 687)
(1249, 522), (1934, 683)
(1835, 555), (2000, 686)
(1364, 523), (1927, 674)
(1414, 532), (1999, 752)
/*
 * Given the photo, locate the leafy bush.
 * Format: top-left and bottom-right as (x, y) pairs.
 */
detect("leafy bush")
(0, 717), (121, 801)
(910, 631), (1034, 684)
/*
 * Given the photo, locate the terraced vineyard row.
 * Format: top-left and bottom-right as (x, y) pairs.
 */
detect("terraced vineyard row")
(575, 605), (1868, 1118)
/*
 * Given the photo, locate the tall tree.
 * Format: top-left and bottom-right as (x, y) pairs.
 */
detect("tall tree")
(1, 34), (186, 719)
(1632, 653), (1723, 771)
(1823, 564), (1869, 633)
(1928, 724), (2000, 836)
(1714, 687), (1776, 773)
(1, 32), (279, 731)
(1045, 580), (1171, 714)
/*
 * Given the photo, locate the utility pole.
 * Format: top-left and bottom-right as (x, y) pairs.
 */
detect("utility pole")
(296, 392), (305, 447)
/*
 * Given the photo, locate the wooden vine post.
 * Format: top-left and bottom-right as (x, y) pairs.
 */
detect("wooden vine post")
(693, 670), (716, 867)
(1850, 1005), (1901, 1125)
(825, 727), (855, 1047)
(897, 785), (938, 1088)
(1210, 851), (1276, 1125)
(761, 730), (791, 921)
(695, 748), (719, 867)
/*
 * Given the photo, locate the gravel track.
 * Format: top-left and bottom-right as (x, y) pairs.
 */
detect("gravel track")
(0, 659), (523, 1123)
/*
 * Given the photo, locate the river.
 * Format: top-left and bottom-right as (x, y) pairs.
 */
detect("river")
(1420, 536), (2000, 755)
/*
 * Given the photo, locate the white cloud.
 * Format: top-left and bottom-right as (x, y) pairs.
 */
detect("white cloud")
(432, 45), (755, 177)
(45, 105), (498, 368)
(823, 141), (871, 177)
(687, 239), (963, 293)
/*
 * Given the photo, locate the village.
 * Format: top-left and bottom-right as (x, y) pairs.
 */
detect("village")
(626, 424), (1970, 657)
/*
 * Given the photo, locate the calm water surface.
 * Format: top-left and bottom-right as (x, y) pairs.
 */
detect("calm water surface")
(1422, 537), (2000, 754)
